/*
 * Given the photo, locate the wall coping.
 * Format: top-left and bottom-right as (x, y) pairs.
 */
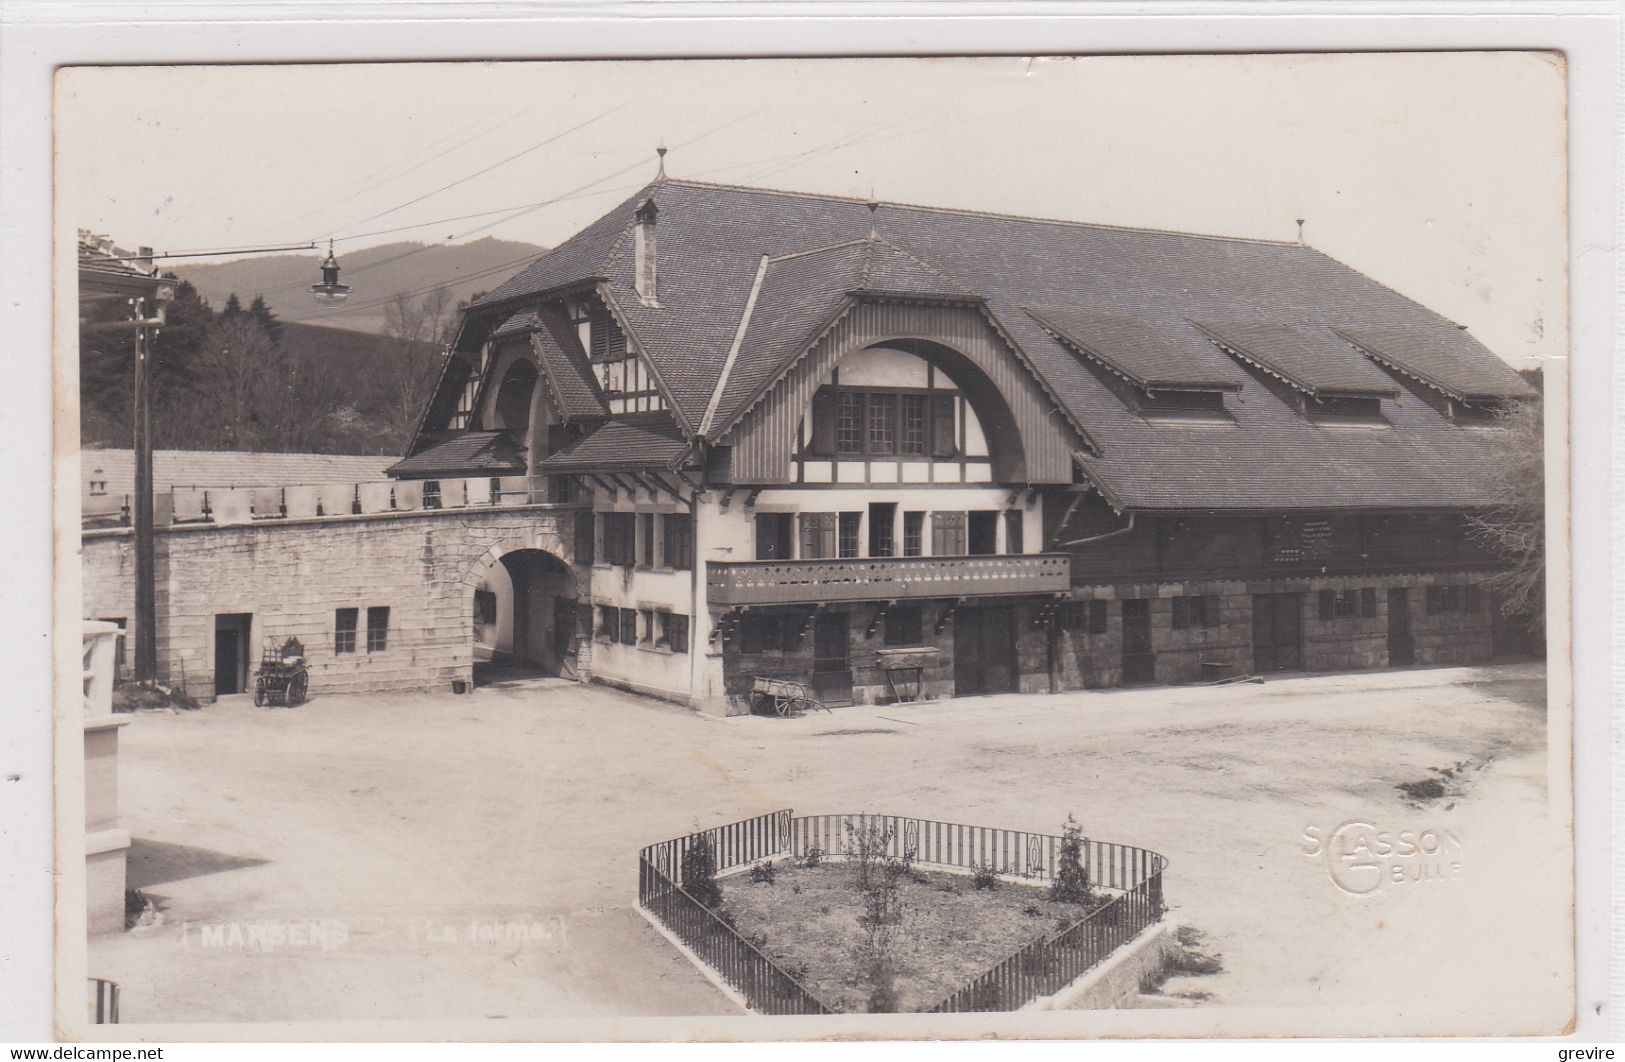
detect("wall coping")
(83, 714), (131, 733)
(81, 501), (589, 542)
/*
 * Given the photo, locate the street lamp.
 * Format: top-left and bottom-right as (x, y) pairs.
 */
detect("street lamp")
(309, 239), (352, 303)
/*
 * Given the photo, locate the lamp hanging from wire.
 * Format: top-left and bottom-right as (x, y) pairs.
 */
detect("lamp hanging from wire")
(309, 239), (352, 303)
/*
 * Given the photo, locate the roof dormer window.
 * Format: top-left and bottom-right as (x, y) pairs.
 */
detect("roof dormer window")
(1027, 308), (1240, 422)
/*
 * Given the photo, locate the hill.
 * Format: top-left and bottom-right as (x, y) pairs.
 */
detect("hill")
(176, 236), (546, 335)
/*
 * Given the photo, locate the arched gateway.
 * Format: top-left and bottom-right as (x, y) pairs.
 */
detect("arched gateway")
(461, 532), (583, 685)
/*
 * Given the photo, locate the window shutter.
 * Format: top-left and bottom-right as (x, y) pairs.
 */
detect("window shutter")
(810, 390), (837, 454)
(1089, 600), (1108, 634)
(1204, 595), (1221, 627)
(1426, 586), (1443, 614)
(1004, 510), (1025, 555)
(1360, 588), (1377, 618)
(799, 513), (829, 559)
(1464, 585), (1482, 613)
(931, 393), (957, 457)
(1172, 597), (1189, 630)
(1318, 590), (1335, 621)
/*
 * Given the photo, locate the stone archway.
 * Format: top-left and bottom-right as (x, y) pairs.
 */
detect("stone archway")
(460, 528), (583, 685)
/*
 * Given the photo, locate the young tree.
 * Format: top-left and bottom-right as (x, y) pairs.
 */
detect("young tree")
(680, 833), (722, 907)
(1049, 814), (1093, 905)
(381, 287), (455, 452)
(221, 292), (243, 318)
(1467, 395), (1545, 631)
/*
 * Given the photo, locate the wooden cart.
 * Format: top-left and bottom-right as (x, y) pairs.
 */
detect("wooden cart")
(750, 675), (830, 718)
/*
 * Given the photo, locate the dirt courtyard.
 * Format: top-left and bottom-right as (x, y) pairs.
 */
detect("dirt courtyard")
(88, 663), (1567, 1032)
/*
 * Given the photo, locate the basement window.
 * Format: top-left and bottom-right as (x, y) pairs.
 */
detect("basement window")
(885, 606), (924, 647)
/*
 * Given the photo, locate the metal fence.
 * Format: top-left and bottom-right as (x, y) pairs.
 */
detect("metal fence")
(637, 810), (1167, 1015)
(637, 810), (829, 1015)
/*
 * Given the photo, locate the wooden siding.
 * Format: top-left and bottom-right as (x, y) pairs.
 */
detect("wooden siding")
(720, 301), (1080, 485)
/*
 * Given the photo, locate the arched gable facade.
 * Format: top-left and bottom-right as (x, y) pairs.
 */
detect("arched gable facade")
(720, 300), (1081, 484)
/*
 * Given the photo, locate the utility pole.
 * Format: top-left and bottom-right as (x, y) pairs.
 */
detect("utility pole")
(131, 293), (157, 683)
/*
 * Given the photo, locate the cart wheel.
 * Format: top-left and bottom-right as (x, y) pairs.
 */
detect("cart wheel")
(289, 671), (308, 706)
(253, 684), (266, 707)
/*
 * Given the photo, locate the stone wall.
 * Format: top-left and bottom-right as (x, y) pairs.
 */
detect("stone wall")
(82, 506), (583, 700)
(1054, 572), (1499, 688)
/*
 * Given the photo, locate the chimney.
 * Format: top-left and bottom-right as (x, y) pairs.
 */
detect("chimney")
(635, 197), (659, 306)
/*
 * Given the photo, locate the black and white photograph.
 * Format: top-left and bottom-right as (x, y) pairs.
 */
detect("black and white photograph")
(53, 52), (1573, 1040)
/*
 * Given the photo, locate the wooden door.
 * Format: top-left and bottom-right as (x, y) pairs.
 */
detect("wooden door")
(954, 606), (1018, 696)
(812, 611), (853, 706)
(1121, 599), (1154, 684)
(1252, 593), (1304, 672)
(1387, 588), (1414, 666)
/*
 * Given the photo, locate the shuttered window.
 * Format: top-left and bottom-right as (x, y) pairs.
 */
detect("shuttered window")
(663, 513), (693, 571)
(931, 512), (966, 556)
(799, 513), (836, 559)
(602, 513), (636, 566)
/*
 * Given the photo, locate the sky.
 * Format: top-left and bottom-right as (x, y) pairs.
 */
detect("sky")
(56, 53), (1566, 368)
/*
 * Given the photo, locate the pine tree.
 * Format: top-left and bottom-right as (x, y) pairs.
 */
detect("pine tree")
(680, 833), (722, 907)
(1049, 813), (1093, 905)
(221, 292), (243, 318)
(247, 294), (283, 345)
(79, 278), (215, 448)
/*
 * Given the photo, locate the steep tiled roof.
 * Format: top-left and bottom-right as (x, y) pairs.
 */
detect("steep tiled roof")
(461, 178), (1531, 511)
(1028, 309), (1239, 391)
(538, 417), (688, 472)
(82, 449), (396, 499)
(1334, 325), (1536, 402)
(385, 431), (526, 478)
(531, 307), (608, 421)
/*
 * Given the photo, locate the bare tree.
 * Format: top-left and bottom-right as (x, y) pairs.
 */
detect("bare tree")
(1468, 396), (1545, 630)
(381, 287), (455, 452)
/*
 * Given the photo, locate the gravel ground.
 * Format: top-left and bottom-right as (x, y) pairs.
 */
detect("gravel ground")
(86, 662), (1567, 1033)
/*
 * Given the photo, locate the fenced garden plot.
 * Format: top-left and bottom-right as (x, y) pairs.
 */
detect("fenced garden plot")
(637, 810), (1168, 1014)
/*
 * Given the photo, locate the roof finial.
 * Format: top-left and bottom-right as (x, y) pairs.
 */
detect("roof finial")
(866, 197), (880, 243)
(656, 143), (668, 178)
(1295, 217), (1306, 246)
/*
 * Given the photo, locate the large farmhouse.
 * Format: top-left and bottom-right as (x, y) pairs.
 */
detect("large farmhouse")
(387, 177), (1534, 708)
(81, 178), (1537, 709)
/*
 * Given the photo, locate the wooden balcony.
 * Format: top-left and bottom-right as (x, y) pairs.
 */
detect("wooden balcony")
(706, 554), (1071, 607)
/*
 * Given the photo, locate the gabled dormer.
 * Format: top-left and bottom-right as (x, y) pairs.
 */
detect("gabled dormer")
(1191, 319), (1399, 424)
(1027, 308), (1241, 422)
(1331, 325), (1536, 424)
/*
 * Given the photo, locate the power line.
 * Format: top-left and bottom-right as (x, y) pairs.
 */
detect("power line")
(256, 109), (533, 238)
(276, 105), (956, 324)
(249, 109), (527, 236)
(325, 103), (629, 236)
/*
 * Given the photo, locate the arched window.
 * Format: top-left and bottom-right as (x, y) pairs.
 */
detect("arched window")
(494, 360), (539, 435)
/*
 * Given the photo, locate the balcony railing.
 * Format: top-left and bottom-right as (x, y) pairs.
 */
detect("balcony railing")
(707, 553), (1070, 607)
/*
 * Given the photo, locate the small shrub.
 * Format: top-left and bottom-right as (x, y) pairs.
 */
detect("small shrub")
(971, 862), (999, 890)
(1049, 813), (1094, 905)
(791, 883), (801, 895)
(818, 904), (831, 915)
(1022, 903), (1043, 918)
(748, 860), (777, 884)
(680, 832), (722, 907)
(801, 844), (824, 869)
